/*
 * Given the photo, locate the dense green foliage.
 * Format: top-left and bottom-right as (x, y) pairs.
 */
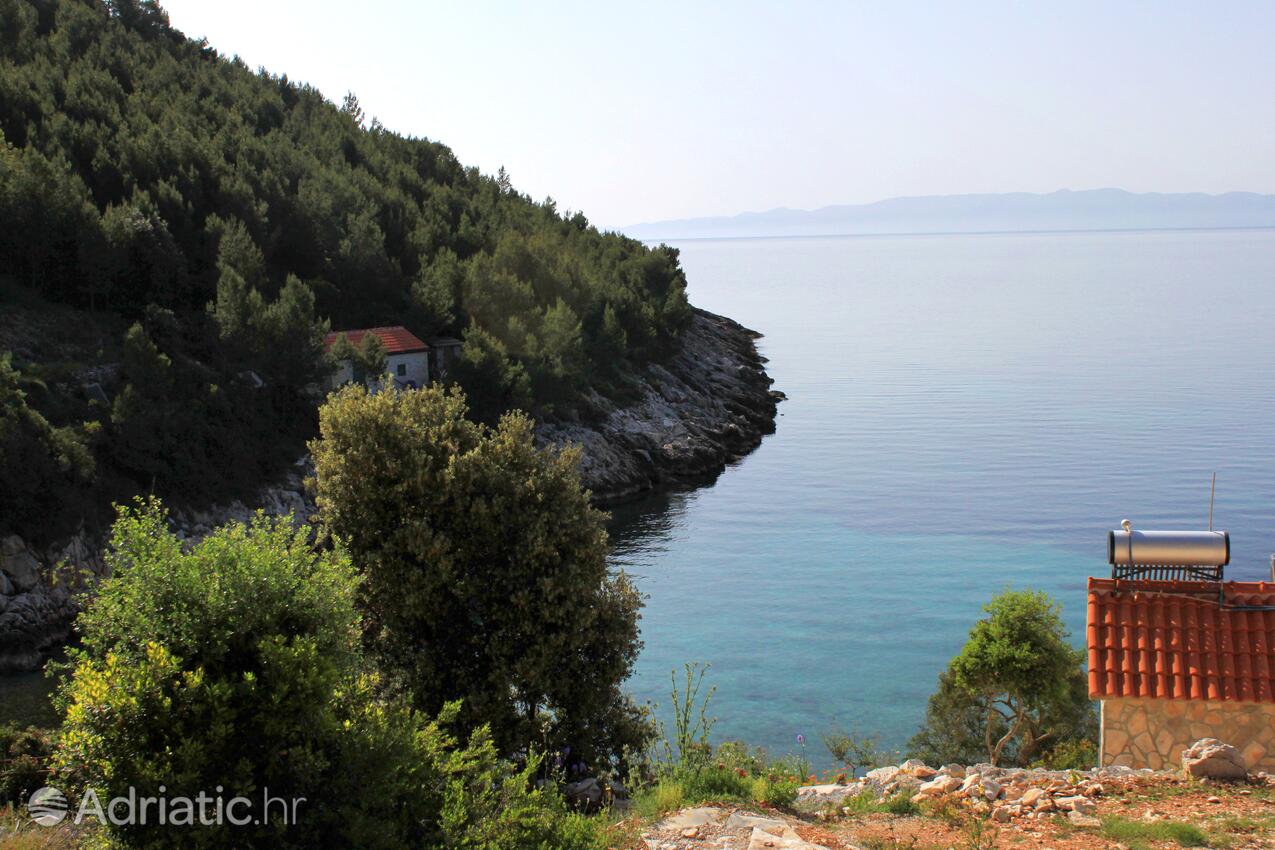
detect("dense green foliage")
(310, 383), (650, 771)
(0, 351), (95, 538)
(0, 723), (54, 805)
(0, 0), (690, 534)
(907, 590), (1096, 767)
(53, 499), (610, 850)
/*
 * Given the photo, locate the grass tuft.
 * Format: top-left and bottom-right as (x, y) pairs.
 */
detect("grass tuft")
(840, 788), (920, 817)
(1101, 815), (1209, 848)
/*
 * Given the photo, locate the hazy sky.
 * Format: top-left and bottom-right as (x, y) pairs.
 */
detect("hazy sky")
(160, 1), (1275, 228)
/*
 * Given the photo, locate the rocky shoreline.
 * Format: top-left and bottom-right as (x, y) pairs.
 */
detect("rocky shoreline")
(540, 307), (782, 503)
(0, 307), (779, 673)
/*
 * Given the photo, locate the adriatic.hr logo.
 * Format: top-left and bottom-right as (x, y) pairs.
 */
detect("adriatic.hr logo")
(26, 786), (69, 826)
(25, 785), (305, 828)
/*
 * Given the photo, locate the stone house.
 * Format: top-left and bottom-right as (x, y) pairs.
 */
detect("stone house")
(1088, 577), (1275, 771)
(324, 326), (431, 390)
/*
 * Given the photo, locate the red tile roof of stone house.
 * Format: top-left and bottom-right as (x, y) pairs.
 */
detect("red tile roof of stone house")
(323, 326), (428, 355)
(1088, 577), (1275, 704)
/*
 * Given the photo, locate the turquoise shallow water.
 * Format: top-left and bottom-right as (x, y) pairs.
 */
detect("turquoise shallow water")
(607, 228), (1275, 766)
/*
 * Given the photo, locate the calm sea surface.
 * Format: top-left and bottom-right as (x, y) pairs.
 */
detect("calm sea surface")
(608, 228), (1275, 766)
(4, 229), (1274, 764)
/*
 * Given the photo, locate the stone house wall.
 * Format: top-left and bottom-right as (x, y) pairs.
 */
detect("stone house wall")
(327, 350), (430, 390)
(387, 350), (429, 387)
(1101, 696), (1275, 771)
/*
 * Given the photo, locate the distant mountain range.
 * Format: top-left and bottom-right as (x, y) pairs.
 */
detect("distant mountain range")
(621, 189), (1275, 241)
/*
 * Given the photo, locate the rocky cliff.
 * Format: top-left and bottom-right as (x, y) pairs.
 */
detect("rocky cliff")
(0, 308), (779, 673)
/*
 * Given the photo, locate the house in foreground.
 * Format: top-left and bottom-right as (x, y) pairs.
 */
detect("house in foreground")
(1088, 528), (1275, 771)
(323, 326), (462, 391)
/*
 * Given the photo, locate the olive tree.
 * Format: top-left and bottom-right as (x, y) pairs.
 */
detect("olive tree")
(310, 383), (650, 769)
(911, 589), (1095, 766)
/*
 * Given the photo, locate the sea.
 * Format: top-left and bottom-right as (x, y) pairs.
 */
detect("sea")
(4, 228), (1275, 769)
(607, 227), (1275, 766)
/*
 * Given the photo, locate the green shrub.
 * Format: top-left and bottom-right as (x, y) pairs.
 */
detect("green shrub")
(1032, 737), (1098, 770)
(840, 788), (919, 817)
(311, 383), (652, 770)
(53, 498), (607, 850)
(633, 767), (797, 816)
(0, 724), (54, 805)
(822, 730), (893, 773)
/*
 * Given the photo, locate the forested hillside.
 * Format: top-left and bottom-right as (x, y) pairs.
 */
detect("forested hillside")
(0, 0), (691, 540)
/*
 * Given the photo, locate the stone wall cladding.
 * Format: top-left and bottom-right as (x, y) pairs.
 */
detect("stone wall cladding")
(1102, 696), (1275, 771)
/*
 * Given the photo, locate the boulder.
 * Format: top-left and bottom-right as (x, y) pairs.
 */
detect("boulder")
(865, 765), (900, 786)
(1182, 738), (1248, 781)
(728, 812), (797, 836)
(1019, 788), (1047, 808)
(746, 826), (830, 850)
(654, 807), (724, 832)
(916, 775), (963, 797)
(899, 758), (937, 778)
(1055, 795), (1096, 815)
(796, 783), (858, 801)
(1, 547), (39, 593)
(1067, 809), (1101, 828)
(563, 777), (602, 808)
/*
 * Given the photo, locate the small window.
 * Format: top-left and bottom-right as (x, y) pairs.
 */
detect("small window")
(397, 363), (407, 377)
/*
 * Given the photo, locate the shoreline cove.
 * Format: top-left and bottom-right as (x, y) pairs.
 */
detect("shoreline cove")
(0, 308), (779, 678)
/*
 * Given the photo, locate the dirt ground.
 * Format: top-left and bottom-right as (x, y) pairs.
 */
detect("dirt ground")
(630, 776), (1275, 850)
(830, 778), (1275, 850)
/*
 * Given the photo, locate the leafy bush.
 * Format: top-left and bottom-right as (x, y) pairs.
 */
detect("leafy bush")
(1032, 737), (1098, 770)
(823, 730), (894, 773)
(311, 383), (652, 770)
(0, 724), (54, 805)
(52, 498), (607, 849)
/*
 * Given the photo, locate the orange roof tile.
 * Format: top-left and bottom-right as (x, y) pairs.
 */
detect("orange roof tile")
(1087, 577), (1275, 703)
(323, 326), (429, 355)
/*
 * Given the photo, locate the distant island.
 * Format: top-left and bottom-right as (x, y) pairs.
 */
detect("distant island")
(621, 188), (1275, 241)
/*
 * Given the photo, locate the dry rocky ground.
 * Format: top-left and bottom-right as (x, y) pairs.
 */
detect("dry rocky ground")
(622, 758), (1275, 850)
